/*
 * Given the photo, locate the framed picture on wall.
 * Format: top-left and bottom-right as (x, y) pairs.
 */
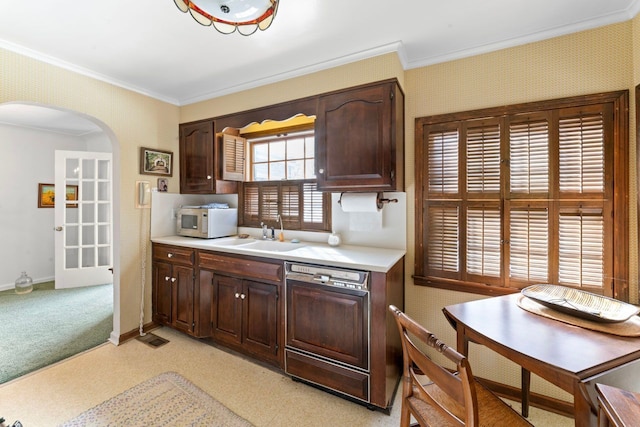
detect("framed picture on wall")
(140, 147), (173, 176)
(38, 183), (79, 208)
(157, 178), (168, 192)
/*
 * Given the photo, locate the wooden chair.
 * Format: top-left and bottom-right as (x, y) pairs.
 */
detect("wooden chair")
(389, 305), (533, 426)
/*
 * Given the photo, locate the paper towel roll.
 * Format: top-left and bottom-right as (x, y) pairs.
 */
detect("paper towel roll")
(340, 193), (380, 213)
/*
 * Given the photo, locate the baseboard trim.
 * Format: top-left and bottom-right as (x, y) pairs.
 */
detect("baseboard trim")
(477, 376), (574, 417)
(118, 322), (161, 345)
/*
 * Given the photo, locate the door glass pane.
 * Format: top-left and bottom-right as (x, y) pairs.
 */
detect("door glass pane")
(98, 225), (110, 244)
(82, 247), (95, 267)
(82, 203), (95, 222)
(98, 160), (110, 180)
(98, 204), (110, 223)
(82, 225), (95, 245)
(82, 159), (95, 179)
(98, 182), (110, 201)
(82, 183), (95, 201)
(65, 248), (79, 269)
(65, 207), (78, 224)
(98, 247), (111, 266)
(65, 225), (79, 246)
(66, 158), (79, 179)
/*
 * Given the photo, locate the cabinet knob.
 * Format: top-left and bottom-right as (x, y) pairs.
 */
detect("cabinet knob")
(164, 276), (170, 281)
(207, 175), (212, 180)
(235, 293), (240, 298)
(318, 168), (324, 174)
(171, 277), (177, 283)
(167, 253), (174, 258)
(240, 293), (246, 300)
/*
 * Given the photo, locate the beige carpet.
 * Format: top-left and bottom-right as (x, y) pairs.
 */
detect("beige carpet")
(58, 371), (253, 427)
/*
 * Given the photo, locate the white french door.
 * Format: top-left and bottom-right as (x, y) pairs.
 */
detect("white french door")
(54, 150), (113, 289)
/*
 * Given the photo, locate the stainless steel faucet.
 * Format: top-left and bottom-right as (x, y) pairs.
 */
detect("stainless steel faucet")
(261, 222), (268, 239)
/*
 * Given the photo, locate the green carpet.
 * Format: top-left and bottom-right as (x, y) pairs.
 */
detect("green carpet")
(0, 283), (113, 384)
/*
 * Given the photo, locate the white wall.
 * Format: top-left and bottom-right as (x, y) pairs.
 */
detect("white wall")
(150, 190), (407, 250)
(0, 124), (92, 290)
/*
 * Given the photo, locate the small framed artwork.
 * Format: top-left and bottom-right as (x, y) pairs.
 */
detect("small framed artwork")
(38, 183), (79, 208)
(157, 178), (168, 192)
(140, 147), (173, 176)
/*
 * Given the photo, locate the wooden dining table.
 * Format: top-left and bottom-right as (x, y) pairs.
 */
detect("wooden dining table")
(443, 293), (640, 427)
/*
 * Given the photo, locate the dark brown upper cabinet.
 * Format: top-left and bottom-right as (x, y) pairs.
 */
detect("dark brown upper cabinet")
(315, 79), (404, 192)
(179, 119), (237, 194)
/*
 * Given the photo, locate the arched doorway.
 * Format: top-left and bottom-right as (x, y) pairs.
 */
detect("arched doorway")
(0, 101), (121, 342)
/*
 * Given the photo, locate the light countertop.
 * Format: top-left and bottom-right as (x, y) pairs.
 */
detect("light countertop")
(151, 235), (405, 273)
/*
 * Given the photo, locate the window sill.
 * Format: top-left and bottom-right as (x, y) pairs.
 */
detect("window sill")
(412, 275), (519, 297)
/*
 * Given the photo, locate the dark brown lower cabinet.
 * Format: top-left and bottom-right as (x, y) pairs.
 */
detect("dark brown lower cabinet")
(198, 250), (283, 367)
(152, 244), (196, 335)
(201, 272), (279, 364)
(151, 243), (403, 412)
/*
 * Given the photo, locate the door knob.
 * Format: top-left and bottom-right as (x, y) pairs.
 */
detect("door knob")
(54, 226), (63, 231)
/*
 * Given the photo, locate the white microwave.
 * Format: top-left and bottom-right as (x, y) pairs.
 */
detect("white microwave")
(176, 207), (237, 239)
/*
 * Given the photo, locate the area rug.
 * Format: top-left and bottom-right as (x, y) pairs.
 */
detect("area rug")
(59, 372), (254, 427)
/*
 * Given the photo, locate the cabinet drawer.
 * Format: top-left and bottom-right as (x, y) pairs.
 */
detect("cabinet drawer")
(285, 350), (369, 402)
(199, 251), (282, 283)
(153, 244), (194, 266)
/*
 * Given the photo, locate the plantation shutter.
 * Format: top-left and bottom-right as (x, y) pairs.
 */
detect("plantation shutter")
(559, 112), (605, 193)
(466, 122), (500, 194)
(240, 180), (329, 230)
(242, 183), (260, 225)
(427, 205), (459, 275)
(260, 184), (279, 223)
(428, 128), (459, 194)
(302, 181), (329, 230)
(416, 92), (623, 296)
(509, 207), (549, 283)
(509, 118), (549, 195)
(466, 206), (501, 278)
(220, 133), (246, 181)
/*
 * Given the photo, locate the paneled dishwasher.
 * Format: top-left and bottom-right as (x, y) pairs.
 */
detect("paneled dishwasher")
(284, 261), (372, 405)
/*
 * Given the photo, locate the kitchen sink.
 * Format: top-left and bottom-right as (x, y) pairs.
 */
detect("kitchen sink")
(240, 240), (305, 252)
(213, 237), (258, 246)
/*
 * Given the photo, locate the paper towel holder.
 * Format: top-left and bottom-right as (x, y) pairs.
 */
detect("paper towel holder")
(338, 192), (398, 210)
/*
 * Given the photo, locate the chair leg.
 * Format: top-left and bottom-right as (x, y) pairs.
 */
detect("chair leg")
(400, 400), (412, 427)
(521, 368), (531, 418)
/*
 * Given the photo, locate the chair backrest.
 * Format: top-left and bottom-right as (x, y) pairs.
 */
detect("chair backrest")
(389, 305), (479, 426)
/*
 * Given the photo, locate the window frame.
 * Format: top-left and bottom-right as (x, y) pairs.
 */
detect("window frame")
(414, 91), (629, 300)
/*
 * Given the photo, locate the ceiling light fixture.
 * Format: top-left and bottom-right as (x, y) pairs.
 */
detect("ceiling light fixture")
(174, 0), (279, 36)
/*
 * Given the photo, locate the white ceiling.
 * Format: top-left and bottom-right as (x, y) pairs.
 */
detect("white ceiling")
(0, 0), (639, 112)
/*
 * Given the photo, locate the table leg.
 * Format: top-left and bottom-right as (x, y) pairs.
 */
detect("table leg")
(575, 382), (596, 427)
(456, 324), (469, 356)
(521, 368), (530, 417)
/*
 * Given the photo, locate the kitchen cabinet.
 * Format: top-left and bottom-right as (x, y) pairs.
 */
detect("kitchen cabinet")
(315, 79), (404, 192)
(198, 251), (283, 366)
(152, 244), (196, 335)
(179, 119), (237, 194)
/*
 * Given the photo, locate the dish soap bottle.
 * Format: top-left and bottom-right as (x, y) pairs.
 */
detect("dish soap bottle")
(15, 271), (33, 294)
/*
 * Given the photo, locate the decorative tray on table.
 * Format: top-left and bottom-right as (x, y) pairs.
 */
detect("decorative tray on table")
(521, 284), (640, 323)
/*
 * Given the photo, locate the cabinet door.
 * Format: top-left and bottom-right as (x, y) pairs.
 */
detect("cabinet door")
(180, 120), (215, 194)
(152, 261), (172, 324)
(243, 280), (279, 362)
(172, 265), (194, 333)
(315, 81), (402, 191)
(212, 274), (243, 345)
